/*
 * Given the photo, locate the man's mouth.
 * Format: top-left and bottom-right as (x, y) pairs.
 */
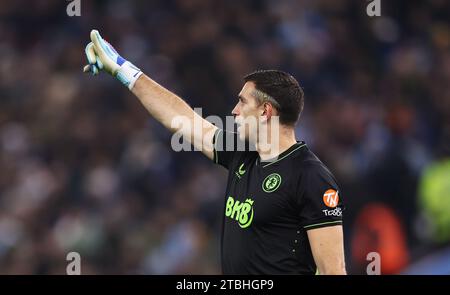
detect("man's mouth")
(235, 120), (243, 131)
(235, 123), (243, 135)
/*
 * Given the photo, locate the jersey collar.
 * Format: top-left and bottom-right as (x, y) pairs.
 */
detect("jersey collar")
(257, 141), (306, 168)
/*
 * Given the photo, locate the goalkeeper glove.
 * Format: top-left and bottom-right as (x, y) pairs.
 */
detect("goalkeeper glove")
(83, 29), (143, 90)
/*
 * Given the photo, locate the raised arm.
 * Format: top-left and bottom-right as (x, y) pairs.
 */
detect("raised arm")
(83, 30), (217, 160)
(131, 74), (217, 159)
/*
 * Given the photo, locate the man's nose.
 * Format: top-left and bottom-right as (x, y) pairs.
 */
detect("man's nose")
(232, 105), (239, 116)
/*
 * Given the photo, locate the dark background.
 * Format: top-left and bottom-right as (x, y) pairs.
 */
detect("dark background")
(0, 0), (449, 274)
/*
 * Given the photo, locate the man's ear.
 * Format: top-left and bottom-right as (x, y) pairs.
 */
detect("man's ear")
(261, 102), (274, 122)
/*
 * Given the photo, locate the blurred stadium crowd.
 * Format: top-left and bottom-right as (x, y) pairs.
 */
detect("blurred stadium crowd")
(0, 0), (449, 274)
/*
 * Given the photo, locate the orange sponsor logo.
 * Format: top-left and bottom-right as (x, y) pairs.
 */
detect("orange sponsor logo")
(323, 189), (339, 208)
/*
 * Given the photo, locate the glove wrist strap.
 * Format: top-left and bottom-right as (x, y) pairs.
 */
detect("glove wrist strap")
(116, 61), (143, 90)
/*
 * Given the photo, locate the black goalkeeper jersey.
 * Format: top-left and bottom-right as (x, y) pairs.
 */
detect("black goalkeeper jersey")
(213, 129), (344, 275)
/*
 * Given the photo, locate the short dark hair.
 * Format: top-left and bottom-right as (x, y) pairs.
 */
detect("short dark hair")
(244, 70), (304, 126)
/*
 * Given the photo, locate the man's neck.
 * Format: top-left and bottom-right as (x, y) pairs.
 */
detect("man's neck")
(256, 127), (297, 161)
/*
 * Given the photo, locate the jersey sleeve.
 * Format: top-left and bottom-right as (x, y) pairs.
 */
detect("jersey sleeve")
(295, 163), (344, 231)
(212, 129), (246, 170)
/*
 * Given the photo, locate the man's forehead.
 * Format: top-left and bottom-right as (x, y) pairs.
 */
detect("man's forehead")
(239, 81), (256, 97)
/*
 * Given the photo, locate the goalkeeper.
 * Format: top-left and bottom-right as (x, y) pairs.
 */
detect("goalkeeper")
(84, 30), (346, 275)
